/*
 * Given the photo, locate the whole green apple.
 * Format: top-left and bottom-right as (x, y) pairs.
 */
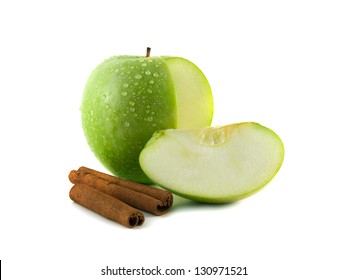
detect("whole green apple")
(81, 49), (213, 183)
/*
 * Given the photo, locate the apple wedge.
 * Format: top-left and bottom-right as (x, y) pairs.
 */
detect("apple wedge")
(139, 122), (284, 203)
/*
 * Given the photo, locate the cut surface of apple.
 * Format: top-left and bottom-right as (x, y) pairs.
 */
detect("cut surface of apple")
(139, 122), (284, 203)
(164, 57), (213, 128)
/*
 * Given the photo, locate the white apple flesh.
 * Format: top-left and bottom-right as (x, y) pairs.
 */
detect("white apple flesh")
(139, 122), (284, 203)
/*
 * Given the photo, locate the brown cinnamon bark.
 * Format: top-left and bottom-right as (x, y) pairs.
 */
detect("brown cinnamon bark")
(69, 184), (144, 228)
(78, 166), (173, 209)
(69, 168), (173, 215)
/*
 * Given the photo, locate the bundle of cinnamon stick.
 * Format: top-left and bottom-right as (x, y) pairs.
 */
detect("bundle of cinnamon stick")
(68, 166), (173, 228)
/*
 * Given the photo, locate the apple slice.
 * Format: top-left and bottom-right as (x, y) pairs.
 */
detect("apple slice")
(139, 122), (284, 203)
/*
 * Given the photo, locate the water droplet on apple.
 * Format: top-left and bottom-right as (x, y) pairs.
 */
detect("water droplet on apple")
(124, 121), (130, 127)
(129, 101), (135, 106)
(145, 70), (151, 75)
(149, 80), (155, 84)
(130, 107), (136, 112)
(122, 91), (128, 96)
(90, 110), (94, 115)
(135, 74), (142, 79)
(153, 72), (159, 78)
(142, 63), (147, 67)
(123, 83), (129, 88)
(148, 89), (152, 93)
(101, 94), (107, 100)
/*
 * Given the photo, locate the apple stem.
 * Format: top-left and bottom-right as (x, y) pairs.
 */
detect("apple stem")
(146, 47), (151, 57)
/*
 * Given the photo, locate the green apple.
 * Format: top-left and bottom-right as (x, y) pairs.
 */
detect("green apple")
(139, 122), (284, 203)
(81, 49), (213, 183)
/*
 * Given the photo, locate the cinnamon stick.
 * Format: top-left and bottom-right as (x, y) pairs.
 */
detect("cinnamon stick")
(69, 184), (144, 228)
(78, 166), (173, 210)
(69, 169), (173, 215)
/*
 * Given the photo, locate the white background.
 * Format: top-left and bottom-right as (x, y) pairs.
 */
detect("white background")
(1, 0), (346, 279)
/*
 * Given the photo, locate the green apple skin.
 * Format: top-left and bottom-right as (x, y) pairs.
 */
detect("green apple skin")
(139, 122), (284, 203)
(81, 55), (213, 183)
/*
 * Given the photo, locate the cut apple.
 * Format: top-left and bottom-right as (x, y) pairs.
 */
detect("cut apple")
(81, 53), (213, 183)
(139, 122), (284, 203)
